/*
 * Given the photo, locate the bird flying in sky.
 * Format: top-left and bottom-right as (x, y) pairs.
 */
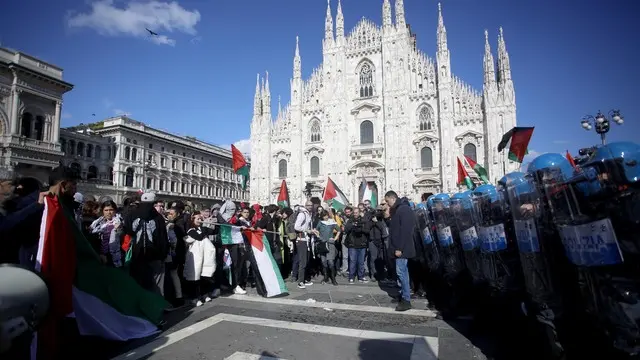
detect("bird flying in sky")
(146, 28), (159, 36)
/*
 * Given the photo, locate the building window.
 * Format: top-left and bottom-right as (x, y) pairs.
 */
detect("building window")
(310, 156), (320, 176)
(148, 143), (153, 149)
(87, 166), (98, 180)
(159, 180), (165, 191)
(20, 113), (33, 138)
(171, 181), (176, 192)
(77, 142), (85, 157)
(418, 105), (434, 131)
(70, 162), (82, 179)
(86, 144), (94, 158)
(192, 164), (196, 173)
(124, 146), (131, 160)
(172, 160), (177, 169)
(95, 146), (102, 159)
(125, 168), (134, 187)
(191, 184), (196, 194)
(278, 159), (287, 178)
(310, 120), (321, 142)
(146, 178), (152, 189)
(464, 143), (477, 163)
(34, 116), (44, 140)
(360, 120), (374, 144)
(181, 183), (186, 193)
(182, 162), (187, 171)
(359, 63), (374, 98)
(161, 157), (166, 167)
(131, 148), (137, 161)
(420, 147), (433, 169)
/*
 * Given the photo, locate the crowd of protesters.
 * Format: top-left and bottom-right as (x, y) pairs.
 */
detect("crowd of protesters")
(1, 166), (424, 314)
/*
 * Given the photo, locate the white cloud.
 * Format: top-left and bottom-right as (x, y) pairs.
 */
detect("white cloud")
(233, 139), (251, 154)
(62, 112), (72, 119)
(103, 97), (113, 109)
(113, 109), (132, 116)
(67, 0), (201, 46)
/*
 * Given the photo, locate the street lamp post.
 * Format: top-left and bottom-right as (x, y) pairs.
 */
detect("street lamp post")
(580, 109), (624, 145)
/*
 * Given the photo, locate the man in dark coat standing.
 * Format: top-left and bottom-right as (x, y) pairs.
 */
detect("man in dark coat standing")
(384, 190), (417, 311)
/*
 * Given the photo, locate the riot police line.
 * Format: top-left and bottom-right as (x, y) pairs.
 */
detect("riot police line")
(412, 141), (640, 360)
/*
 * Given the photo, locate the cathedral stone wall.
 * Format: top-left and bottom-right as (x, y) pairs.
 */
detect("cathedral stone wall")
(250, 1), (518, 206)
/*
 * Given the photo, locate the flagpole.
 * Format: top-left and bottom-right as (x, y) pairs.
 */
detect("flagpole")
(212, 222), (281, 236)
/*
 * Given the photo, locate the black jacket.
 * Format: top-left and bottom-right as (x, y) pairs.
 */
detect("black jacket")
(389, 197), (417, 259)
(344, 215), (371, 249)
(124, 202), (169, 261)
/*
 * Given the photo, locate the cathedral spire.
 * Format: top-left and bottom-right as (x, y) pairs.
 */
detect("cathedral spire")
(395, 0), (406, 30)
(382, 0), (392, 31)
(293, 36), (301, 79)
(325, 0), (334, 44)
(336, 0), (344, 42)
(436, 2), (447, 51)
(277, 95), (282, 117)
(253, 73), (262, 117)
(483, 30), (496, 86)
(496, 27), (512, 83)
(263, 71), (271, 121)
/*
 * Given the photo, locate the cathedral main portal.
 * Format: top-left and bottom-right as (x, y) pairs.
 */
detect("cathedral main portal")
(348, 161), (385, 206)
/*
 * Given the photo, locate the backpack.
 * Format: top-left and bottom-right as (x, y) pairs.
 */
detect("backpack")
(132, 217), (167, 260)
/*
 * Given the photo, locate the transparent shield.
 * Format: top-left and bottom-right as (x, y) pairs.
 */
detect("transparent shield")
(432, 198), (465, 278)
(414, 207), (441, 272)
(451, 196), (483, 284)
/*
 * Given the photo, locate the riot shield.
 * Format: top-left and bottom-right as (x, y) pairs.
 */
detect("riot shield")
(431, 194), (466, 280)
(414, 206), (441, 273)
(546, 142), (640, 356)
(451, 191), (484, 285)
(472, 184), (524, 297)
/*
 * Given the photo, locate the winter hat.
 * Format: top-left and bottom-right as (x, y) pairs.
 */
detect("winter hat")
(73, 192), (84, 204)
(141, 192), (156, 203)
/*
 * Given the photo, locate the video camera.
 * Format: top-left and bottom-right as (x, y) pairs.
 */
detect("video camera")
(0, 264), (50, 355)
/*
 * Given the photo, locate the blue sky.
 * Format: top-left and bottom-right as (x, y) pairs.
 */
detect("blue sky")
(1, 0), (637, 163)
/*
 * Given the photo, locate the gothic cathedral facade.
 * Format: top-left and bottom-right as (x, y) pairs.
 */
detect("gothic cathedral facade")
(250, 1), (519, 206)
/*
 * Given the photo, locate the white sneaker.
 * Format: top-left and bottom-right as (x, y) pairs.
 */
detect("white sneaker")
(204, 296), (212, 303)
(234, 286), (247, 295)
(297, 282), (306, 289)
(304, 281), (313, 286)
(195, 300), (203, 307)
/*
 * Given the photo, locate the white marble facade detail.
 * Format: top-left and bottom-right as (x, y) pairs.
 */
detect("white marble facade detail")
(250, 1), (518, 205)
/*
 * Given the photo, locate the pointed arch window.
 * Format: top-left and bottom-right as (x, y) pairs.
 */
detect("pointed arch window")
(359, 63), (374, 98)
(310, 156), (320, 177)
(360, 120), (374, 144)
(418, 105), (434, 131)
(278, 159), (287, 178)
(420, 147), (433, 169)
(310, 120), (321, 142)
(464, 143), (477, 163)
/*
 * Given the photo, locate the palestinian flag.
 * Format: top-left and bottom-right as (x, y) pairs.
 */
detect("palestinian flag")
(360, 178), (378, 206)
(463, 155), (490, 184)
(243, 229), (288, 297)
(231, 144), (250, 190)
(323, 177), (349, 211)
(497, 126), (534, 163)
(34, 196), (166, 358)
(566, 150), (577, 168)
(220, 223), (245, 245)
(277, 180), (289, 208)
(457, 157), (475, 190)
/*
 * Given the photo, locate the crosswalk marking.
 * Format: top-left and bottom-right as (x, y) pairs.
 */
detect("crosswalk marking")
(226, 294), (437, 317)
(112, 313), (439, 360)
(225, 352), (284, 360)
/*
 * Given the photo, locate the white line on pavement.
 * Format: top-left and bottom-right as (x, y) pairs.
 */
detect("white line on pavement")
(225, 294), (438, 317)
(112, 313), (439, 360)
(225, 351), (284, 360)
